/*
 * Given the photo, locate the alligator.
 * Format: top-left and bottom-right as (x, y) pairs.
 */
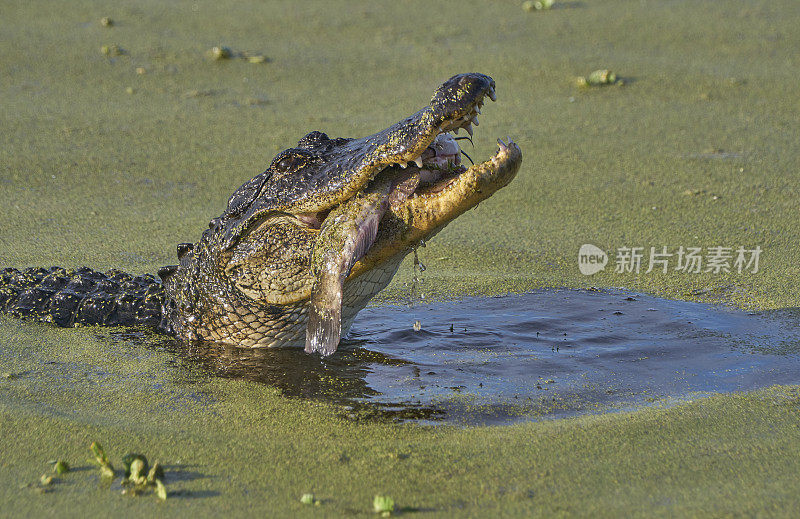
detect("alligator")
(0, 73), (522, 356)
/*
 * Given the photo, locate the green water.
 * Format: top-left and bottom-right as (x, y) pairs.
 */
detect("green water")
(2, 0), (799, 515)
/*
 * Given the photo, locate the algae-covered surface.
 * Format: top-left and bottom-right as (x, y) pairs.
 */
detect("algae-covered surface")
(2, 0), (800, 516)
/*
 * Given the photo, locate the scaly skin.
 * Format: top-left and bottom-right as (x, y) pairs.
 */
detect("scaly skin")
(1, 73), (522, 354)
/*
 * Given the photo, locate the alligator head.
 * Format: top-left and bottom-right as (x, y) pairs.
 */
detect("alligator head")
(159, 73), (522, 355)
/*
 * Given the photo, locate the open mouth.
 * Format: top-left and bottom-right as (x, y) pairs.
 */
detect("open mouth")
(304, 77), (521, 355)
(386, 133), (470, 207)
(296, 79), (512, 232)
(219, 74), (518, 260)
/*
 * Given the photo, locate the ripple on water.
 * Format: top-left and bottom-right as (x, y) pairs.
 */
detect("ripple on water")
(179, 289), (800, 425)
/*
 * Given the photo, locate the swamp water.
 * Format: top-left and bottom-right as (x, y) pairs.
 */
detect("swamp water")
(169, 289), (800, 425)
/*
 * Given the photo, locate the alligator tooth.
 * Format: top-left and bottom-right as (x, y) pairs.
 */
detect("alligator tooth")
(465, 123), (473, 137)
(398, 162), (407, 169)
(497, 138), (508, 151)
(413, 157), (424, 168)
(472, 116), (479, 126)
(474, 106), (481, 115)
(488, 87), (497, 102)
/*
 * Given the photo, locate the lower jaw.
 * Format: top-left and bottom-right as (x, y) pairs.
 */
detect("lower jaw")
(347, 140), (522, 281)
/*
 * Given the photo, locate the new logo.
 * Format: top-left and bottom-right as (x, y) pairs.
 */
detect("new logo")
(578, 244), (608, 275)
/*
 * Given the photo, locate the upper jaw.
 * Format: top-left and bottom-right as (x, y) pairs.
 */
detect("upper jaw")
(373, 72), (494, 171)
(291, 73), (496, 224)
(289, 73), (497, 214)
(214, 74), (496, 251)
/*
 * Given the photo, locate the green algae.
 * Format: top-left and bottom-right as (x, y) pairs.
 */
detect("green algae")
(373, 494), (395, 514)
(2, 322), (800, 516)
(2, 0), (800, 515)
(53, 460), (70, 475)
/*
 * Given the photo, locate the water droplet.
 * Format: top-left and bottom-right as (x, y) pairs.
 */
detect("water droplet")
(408, 248), (426, 308)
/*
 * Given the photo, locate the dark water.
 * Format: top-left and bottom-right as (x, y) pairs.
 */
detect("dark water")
(175, 289), (800, 425)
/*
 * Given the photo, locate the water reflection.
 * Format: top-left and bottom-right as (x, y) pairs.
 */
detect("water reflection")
(171, 340), (444, 422)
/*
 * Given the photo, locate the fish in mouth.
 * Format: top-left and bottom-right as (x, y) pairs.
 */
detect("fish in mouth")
(0, 73), (522, 357)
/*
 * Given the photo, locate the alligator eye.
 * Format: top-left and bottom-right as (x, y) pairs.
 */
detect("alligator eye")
(272, 151), (312, 174)
(275, 156), (294, 172)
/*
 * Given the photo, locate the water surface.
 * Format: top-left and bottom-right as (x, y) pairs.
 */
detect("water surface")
(176, 289), (800, 425)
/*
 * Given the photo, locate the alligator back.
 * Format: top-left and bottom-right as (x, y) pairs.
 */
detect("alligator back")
(0, 267), (164, 328)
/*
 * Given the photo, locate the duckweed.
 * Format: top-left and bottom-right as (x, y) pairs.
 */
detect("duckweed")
(373, 495), (395, 515)
(89, 442), (115, 479)
(155, 478), (168, 501)
(523, 0), (555, 10)
(300, 493), (316, 505)
(577, 69), (623, 87)
(209, 46), (232, 60)
(123, 453), (149, 485)
(100, 44), (124, 56)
